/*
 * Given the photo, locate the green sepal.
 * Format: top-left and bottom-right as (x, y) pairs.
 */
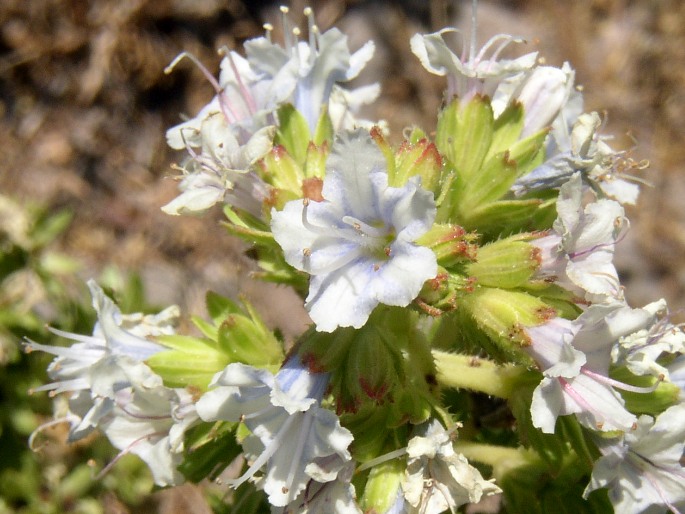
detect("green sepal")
(415, 224), (478, 269)
(466, 235), (540, 289)
(147, 334), (230, 389)
(370, 126), (396, 178)
(312, 107), (334, 146)
(258, 145), (304, 198)
(463, 198), (546, 239)
(461, 287), (557, 364)
(222, 206), (275, 246)
(407, 125), (428, 144)
(359, 456), (405, 514)
(179, 422), (241, 483)
(275, 103), (311, 166)
(488, 101), (525, 157)
(205, 291), (284, 369)
(303, 141), (329, 180)
(611, 367), (681, 415)
(216, 301), (283, 369)
(459, 128), (548, 212)
(436, 95), (494, 186)
(341, 404), (394, 462)
(392, 137), (442, 191)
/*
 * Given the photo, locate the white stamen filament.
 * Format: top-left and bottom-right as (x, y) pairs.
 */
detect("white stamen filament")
(341, 215), (387, 239)
(469, 0), (477, 64)
(280, 6), (293, 54)
(95, 430), (168, 480)
(580, 368), (662, 394)
(218, 47), (258, 115)
(228, 414), (297, 489)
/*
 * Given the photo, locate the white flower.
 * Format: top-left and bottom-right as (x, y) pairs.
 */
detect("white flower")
(196, 357), (353, 507)
(513, 112), (641, 205)
(532, 173), (625, 302)
(612, 299), (685, 380)
(271, 130), (437, 332)
(244, 7), (377, 132)
(402, 420), (500, 513)
(162, 114), (274, 216)
(93, 363), (197, 487)
(584, 404), (685, 514)
(410, 28), (537, 103)
(491, 63), (576, 137)
(25, 280), (174, 396)
(525, 302), (660, 433)
(166, 6), (377, 146)
(277, 462), (362, 514)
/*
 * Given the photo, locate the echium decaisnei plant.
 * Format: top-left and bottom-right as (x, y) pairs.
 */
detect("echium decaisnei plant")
(26, 3), (685, 513)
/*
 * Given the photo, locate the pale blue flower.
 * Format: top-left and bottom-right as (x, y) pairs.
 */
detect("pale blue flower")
(270, 130), (437, 332)
(584, 404), (685, 514)
(25, 280), (174, 396)
(402, 420), (500, 513)
(611, 299), (685, 380)
(513, 112), (641, 205)
(196, 356), (353, 507)
(532, 173), (625, 303)
(410, 27), (537, 103)
(525, 302), (659, 433)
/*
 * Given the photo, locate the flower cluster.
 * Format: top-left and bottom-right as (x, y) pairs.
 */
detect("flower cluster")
(27, 3), (685, 514)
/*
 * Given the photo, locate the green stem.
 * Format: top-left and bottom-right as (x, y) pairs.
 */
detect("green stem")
(455, 441), (534, 480)
(432, 350), (527, 399)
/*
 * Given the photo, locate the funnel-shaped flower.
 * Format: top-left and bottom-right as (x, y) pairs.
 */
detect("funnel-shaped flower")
(25, 280), (174, 397)
(532, 173), (625, 302)
(584, 404), (685, 514)
(525, 302), (660, 433)
(196, 356), (353, 507)
(271, 130), (437, 332)
(410, 28), (537, 103)
(402, 420), (501, 513)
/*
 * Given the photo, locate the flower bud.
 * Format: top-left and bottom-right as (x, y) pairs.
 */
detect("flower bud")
(466, 234), (541, 289)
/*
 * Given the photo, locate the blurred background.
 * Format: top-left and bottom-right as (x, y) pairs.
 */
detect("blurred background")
(1, 0), (684, 512)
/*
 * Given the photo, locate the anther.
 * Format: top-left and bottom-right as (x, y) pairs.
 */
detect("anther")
(303, 248), (312, 257)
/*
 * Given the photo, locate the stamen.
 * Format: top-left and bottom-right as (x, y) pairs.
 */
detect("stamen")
(95, 430), (168, 479)
(280, 6), (293, 54)
(228, 415), (296, 488)
(469, 0), (478, 64)
(304, 7), (317, 51)
(356, 447), (408, 472)
(580, 368), (662, 394)
(341, 215), (387, 239)
(218, 46), (257, 115)
(263, 22), (274, 43)
(165, 52), (222, 94)
(29, 415), (79, 451)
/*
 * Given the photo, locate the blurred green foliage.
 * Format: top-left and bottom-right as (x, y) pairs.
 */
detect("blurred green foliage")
(0, 195), (162, 513)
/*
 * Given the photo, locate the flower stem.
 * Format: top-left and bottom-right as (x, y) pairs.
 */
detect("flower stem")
(432, 350), (527, 399)
(455, 441), (533, 479)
